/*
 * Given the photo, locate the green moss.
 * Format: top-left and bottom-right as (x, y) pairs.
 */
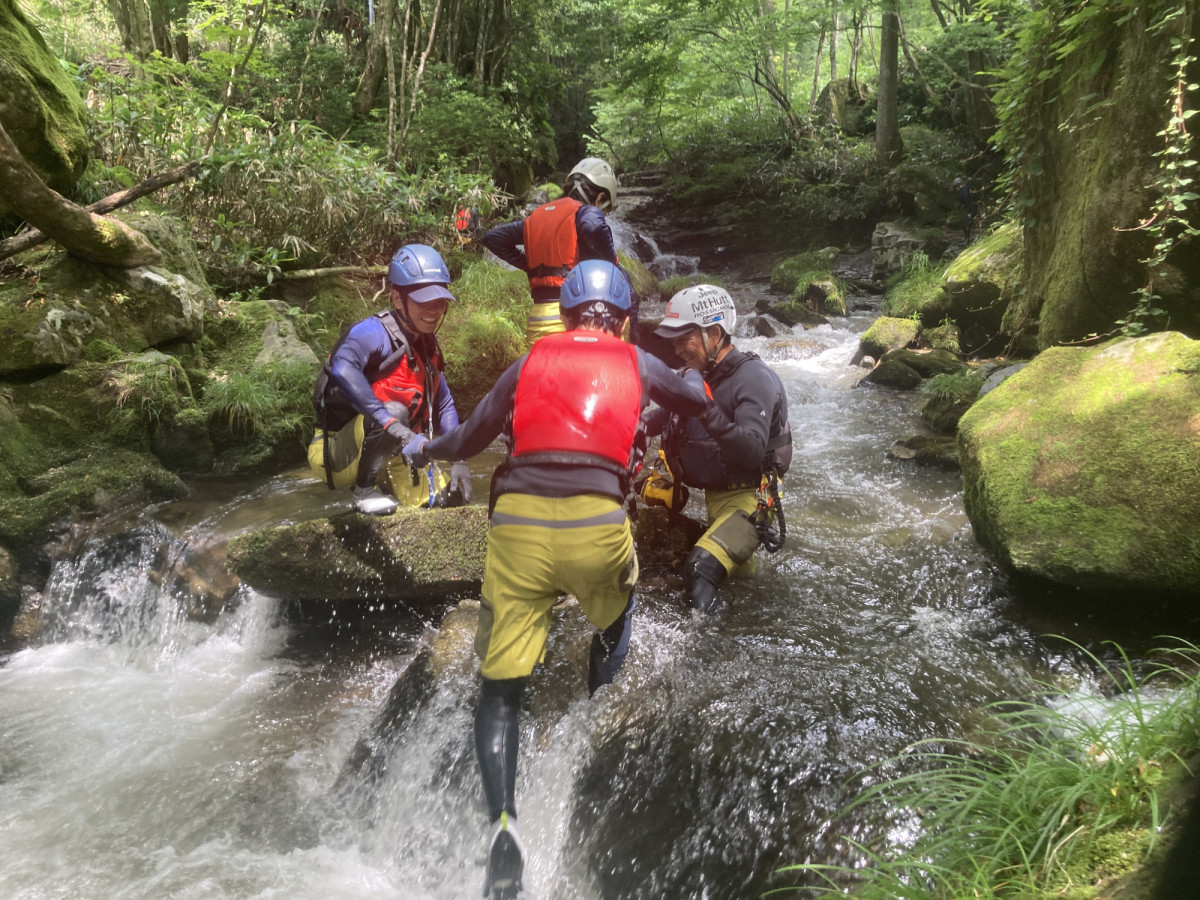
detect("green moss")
(659, 273), (725, 302)
(616, 251), (658, 301)
(958, 332), (1200, 592)
(226, 505), (489, 602)
(0, 445), (186, 554)
(859, 316), (922, 358)
(440, 261), (529, 416)
(770, 249), (839, 295)
(0, 0), (89, 194)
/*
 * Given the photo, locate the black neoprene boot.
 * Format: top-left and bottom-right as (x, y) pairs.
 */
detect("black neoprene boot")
(587, 593), (636, 696)
(685, 547), (728, 615)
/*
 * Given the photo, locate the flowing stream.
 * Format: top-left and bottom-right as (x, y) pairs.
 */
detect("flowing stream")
(0, 221), (1183, 900)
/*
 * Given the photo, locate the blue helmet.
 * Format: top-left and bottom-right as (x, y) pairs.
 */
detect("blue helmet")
(388, 244), (455, 303)
(559, 260), (632, 313)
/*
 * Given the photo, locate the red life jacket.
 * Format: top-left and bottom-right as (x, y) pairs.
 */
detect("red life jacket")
(511, 330), (642, 468)
(522, 198), (582, 291)
(372, 343), (442, 432)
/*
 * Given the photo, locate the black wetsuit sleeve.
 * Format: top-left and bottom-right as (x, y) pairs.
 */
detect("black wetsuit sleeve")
(700, 358), (777, 462)
(640, 350), (709, 417)
(421, 357), (526, 461)
(481, 220), (528, 271)
(576, 206), (618, 264)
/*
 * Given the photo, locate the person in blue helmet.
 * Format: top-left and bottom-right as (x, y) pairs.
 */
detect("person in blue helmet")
(308, 243), (472, 516)
(402, 260), (708, 900)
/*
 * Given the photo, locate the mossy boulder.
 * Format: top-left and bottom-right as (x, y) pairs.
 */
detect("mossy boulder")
(225, 502), (706, 603)
(855, 316), (921, 363)
(770, 248), (839, 296)
(863, 353), (923, 390)
(958, 332), (1200, 598)
(0, 0), (89, 197)
(924, 223), (1023, 355)
(812, 78), (872, 135)
(0, 215), (212, 376)
(226, 506), (491, 602)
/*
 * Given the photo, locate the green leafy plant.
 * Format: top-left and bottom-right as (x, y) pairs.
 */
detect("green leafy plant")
(771, 638), (1200, 898)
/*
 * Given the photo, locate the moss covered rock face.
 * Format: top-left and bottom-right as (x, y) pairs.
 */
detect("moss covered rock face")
(0, 216), (212, 376)
(958, 332), (1200, 597)
(0, 0), (89, 196)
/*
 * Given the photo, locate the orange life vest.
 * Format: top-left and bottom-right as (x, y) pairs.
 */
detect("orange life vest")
(511, 330), (641, 468)
(522, 198), (582, 291)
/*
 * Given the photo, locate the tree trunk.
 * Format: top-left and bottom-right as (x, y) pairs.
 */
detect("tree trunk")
(353, 0), (396, 117)
(0, 161), (199, 260)
(875, 3), (903, 168)
(0, 121), (161, 267)
(106, 0), (155, 63)
(830, 0), (839, 81)
(397, 0), (444, 155)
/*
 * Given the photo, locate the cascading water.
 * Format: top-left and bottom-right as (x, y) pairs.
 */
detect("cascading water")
(0, 223), (1164, 899)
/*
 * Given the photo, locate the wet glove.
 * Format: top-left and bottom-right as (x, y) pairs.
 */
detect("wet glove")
(449, 461), (472, 505)
(403, 435), (429, 467)
(384, 417), (416, 445)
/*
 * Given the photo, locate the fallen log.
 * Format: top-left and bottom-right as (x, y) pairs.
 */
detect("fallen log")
(0, 159), (200, 261)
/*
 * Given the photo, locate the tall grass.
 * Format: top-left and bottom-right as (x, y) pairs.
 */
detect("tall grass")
(770, 639), (1200, 898)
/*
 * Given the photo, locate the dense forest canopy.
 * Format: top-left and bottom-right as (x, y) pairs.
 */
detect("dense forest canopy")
(6, 0), (1196, 329)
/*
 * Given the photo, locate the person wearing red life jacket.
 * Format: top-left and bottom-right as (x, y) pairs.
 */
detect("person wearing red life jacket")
(402, 260), (708, 900)
(308, 244), (471, 516)
(482, 158), (641, 344)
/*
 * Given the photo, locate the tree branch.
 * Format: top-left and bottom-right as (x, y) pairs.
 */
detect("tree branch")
(0, 161), (199, 260)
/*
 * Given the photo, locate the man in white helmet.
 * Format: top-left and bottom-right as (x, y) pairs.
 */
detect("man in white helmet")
(482, 158), (640, 344)
(647, 284), (792, 614)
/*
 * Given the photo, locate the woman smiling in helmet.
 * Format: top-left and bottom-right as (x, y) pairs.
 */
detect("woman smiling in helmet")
(308, 243), (471, 516)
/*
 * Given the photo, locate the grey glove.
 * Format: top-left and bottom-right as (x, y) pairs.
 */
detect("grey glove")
(449, 460), (472, 504)
(384, 417), (415, 444)
(403, 435), (430, 467)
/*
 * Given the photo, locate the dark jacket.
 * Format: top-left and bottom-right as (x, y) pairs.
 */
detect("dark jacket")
(667, 349), (790, 490)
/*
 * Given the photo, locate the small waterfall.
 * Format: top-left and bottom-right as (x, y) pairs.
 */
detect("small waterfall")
(608, 215), (700, 281)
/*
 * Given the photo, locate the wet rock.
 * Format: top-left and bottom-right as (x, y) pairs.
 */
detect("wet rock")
(887, 434), (960, 469)
(226, 506), (490, 603)
(853, 315), (920, 365)
(863, 355), (922, 390)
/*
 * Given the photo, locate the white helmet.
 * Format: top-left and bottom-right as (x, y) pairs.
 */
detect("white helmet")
(653, 284), (737, 339)
(567, 157), (619, 210)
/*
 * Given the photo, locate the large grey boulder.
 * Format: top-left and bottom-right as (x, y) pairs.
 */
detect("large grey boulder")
(958, 332), (1200, 598)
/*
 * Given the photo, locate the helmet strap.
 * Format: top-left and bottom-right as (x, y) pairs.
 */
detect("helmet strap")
(703, 326), (728, 366)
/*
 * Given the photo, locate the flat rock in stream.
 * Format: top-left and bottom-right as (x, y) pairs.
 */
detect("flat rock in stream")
(226, 504), (706, 603)
(226, 506), (489, 603)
